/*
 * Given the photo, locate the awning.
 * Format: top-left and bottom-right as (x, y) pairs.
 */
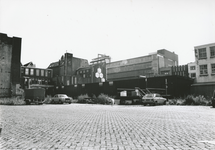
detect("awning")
(191, 82), (215, 86)
(30, 84), (54, 88)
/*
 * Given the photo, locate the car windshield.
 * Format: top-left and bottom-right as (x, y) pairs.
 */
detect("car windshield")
(145, 94), (154, 97)
(58, 95), (68, 98)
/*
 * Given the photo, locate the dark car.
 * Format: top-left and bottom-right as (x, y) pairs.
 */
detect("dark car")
(212, 90), (215, 108)
(51, 94), (72, 104)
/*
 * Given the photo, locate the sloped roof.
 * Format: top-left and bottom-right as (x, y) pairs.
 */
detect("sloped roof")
(23, 62), (34, 67)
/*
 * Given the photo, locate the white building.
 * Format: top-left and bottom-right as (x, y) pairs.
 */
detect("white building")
(191, 43), (215, 97)
(194, 43), (215, 83)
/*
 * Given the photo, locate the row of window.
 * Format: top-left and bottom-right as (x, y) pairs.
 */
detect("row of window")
(22, 68), (52, 77)
(59, 76), (77, 86)
(172, 65), (187, 72)
(24, 79), (50, 85)
(173, 71), (186, 76)
(199, 64), (215, 75)
(196, 46), (215, 59)
(78, 69), (90, 74)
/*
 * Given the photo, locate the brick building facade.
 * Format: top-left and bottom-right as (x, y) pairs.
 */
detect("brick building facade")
(48, 53), (89, 89)
(0, 33), (22, 97)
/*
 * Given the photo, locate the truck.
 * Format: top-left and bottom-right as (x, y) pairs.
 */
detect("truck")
(117, 87), (147, 105)
(24, 88), (45, 105)
(117, 87), (171, 105)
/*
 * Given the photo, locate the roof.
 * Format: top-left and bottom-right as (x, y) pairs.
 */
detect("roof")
(23, 62), (34, 67)
(48, 61), (59, 68)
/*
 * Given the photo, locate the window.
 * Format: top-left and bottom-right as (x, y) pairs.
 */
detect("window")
(74, 77), (77, 84)
(210, 46), (215, 58)
(41, 70), (44, 76)
(191, 73), (196, 78)
(38, 80), (42, 84)
(155, 94), (161, 97)
(21, 67), (24, 74)
(30, 69), (34, 75)
(45, 70), (48, 77)
(62, 76), (64, 83)
(190, 66), (196, 70)
(48, 71), (51, 77)
(198, 48), (207, 59)
(36, 69), (40, 76)
(195, 49), (198, 58)
(25, 68), (29, 75)
(67, 80), (70, 86)
(211, 64), (215, 74)
(199, 65), (208, 75)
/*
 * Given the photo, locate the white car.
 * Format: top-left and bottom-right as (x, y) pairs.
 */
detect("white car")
(51, 94), (72, 104)
(142, 93), (167, 106)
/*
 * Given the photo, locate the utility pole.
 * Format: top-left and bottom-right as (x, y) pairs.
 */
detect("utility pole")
(165, 79), (168, 95)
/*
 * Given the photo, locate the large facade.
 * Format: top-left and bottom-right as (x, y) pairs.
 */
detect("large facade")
(191, 43), (215, 97)
(76, 54), (111, 84)
(194, 43), (215, 83)
(106, 49), (178, 81)
(0, 33), (22, 97)
(74, 50), (179, 84)
(48, 53), (89, 88)
(21, 62), (53, 91)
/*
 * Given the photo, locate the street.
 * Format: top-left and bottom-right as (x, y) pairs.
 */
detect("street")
(0, 104), (215, 150)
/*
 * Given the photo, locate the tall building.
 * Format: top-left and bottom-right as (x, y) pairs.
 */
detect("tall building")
(106, 49), (178, 81)
(48, 53), (89, 88)
(76, 54), (111, 84)
(0, 33), (22, 97)
(191, 43), (215, 96)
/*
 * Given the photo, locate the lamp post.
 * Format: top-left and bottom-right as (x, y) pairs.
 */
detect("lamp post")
(139, 75), (147, 89)
(165, 79), (168, 95)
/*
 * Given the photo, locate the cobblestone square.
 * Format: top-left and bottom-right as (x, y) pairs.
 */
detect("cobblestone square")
(0, 104), (215, 150)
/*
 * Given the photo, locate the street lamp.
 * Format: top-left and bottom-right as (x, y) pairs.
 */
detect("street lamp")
(139, 75), (147, 89)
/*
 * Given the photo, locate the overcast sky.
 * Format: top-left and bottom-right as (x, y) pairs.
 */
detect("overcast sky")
(1, 0), (215, 68)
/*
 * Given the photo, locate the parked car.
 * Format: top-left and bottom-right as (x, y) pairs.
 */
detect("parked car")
(212, 90), (215, 108)
(142, 93), (167, 106)
(51, 94), (72, 104)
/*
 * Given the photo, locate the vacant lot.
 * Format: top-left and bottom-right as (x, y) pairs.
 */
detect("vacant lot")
(0, 104), (215, 150)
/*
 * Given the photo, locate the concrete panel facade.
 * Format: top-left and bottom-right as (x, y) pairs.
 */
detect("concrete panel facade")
(106, 49), (178, 81)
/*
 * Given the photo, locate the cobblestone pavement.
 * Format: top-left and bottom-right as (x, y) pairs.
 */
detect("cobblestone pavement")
(0, 104), (215, 150)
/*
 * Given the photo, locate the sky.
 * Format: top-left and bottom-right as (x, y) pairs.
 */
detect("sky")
(1, 0), (215, 68)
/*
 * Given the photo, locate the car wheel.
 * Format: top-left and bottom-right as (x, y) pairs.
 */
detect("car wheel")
(25, 99), (30, 105)
(51, 99), (55, 104)
(212, 100), (215, 108)
(163, 101), (167, 105)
